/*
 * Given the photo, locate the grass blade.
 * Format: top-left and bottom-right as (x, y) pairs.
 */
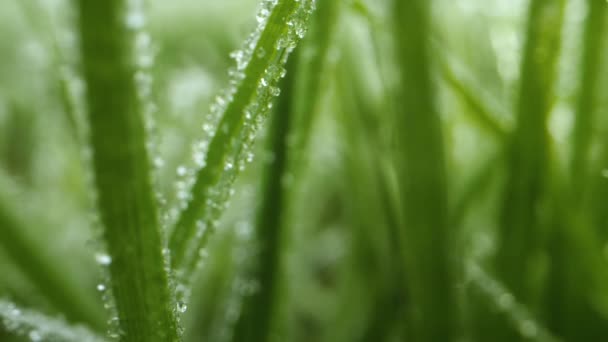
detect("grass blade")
(495, 0), (565, 300)
(467, 264), (561, 342)
(438, 54), (509, 140)
(477, 1), (565, 340)
(168, 0), (315, 284)
(290, 0), (340, 165)
(230, 56), (295, 342)
(75, 1), (179, 340)
(569, 0), (608, 195)
(391, 0), (454, 340)
(0, 171), (104, 330)
(0, 299), (107, 342)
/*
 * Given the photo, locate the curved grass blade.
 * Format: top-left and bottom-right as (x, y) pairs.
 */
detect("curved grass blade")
(0, 299), (107, 342)
(0, 171), (105, 330)
(168, 0), (316, 285)
(75, 1), (179, 340)
(391, 0), (455, 340)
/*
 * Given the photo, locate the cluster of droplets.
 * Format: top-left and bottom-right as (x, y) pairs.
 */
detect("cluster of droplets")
(466, 262), (557, 341)
(168, 0), (315, 217)
(126, 1), (188, 336)
(92, 248), (122, 340)
(0, 300), (105, 342)
(189, 0), (316, 263)
(165, 0), (283, 222)
(125, 0), (162, 193)
(165, 0), (316, 313)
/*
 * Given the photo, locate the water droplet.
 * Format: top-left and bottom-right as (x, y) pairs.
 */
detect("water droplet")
(224, 161), (234, 171)
(177, 166), (187, 177)
(97, 284), (106, 292)
(256, 8), (270, 23)
(153, 157), (164, 168)
(126, 11), (145, 30)
(95, 253), (112, 266)
(177, 301), (188, 313)
(270, 86), (281, 97)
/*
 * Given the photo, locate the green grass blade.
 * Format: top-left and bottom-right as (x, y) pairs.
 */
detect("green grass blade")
(290, 0), (340, 164)
(0, 171), (104, 330)
(15, 0), (83, 143)
(391, 1), (454, 340)
(75, 1), (179, 341)
(544, 2), (608, 339)
(467, 264), (561, 342)
(0, 299), (107, 342)
(477, 1), (565, 340)
(438, 54), (509, 140)
(450, 154), (502, 229)
(569, 0), (607, 196)
(230, 56), (295, 342)
(495, 0), (565, 299)
(168, 0), (315, 283)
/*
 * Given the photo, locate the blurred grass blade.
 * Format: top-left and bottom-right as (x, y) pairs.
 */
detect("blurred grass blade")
(450, 154), (501, 228)
(569, 0), (607, 195)
(467, 264), (561, 342)
(168, 0), (315, 283)
(481, 1), (565, 340)
(334, 35), (407, 340)
(391, 0), (455, 340)
(495, 0), (565, 298)
(16, 0), (84, 143)
(76, 1), (179, 340)
(438, 54), (509, 140)
(231, 56), (295, 342)
(0, 299), (107, 342)
(0, 170), (104, 330)
(290, 0), (340, 165)
(546, 3), (608, 339)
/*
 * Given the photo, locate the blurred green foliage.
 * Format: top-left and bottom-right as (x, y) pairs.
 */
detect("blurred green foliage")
(1, 0), (608, 341)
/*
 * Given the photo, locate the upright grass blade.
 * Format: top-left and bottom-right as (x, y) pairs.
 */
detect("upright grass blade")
(578, 1), (608, 237)
(168, 0), (315, 283)
(494, 0), (565, 301)
(15, 0), (83, 142)
(569, 0), (608, 196)
(334, 40), (406, 341)
(230, 57), (295, 342)
(543, 2), (608, 340)
(75, 1), (179, 341)
(0, 299), (107, 342)
(391, 1), (454, 340)
(290, 0), (340, 165)
(0, 171), (104, 330)
(478, 1), (565, 341)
